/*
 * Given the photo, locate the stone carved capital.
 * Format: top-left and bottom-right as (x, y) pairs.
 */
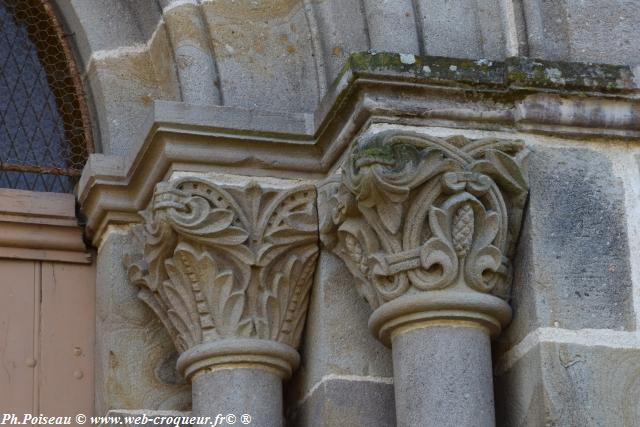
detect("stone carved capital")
(321, 130), (529, 344)
(125, 177), (319, 378)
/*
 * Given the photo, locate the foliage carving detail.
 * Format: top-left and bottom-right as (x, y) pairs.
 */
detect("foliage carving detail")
(320, 131), (529, 310)
(126, 179), (319, 353)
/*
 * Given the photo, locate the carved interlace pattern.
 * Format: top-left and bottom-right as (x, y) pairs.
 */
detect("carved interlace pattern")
(320, 131), (529, 310)
(125, 179), (319, 353)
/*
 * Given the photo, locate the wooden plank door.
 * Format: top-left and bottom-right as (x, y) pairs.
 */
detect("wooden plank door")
(0, 260), (95, 418)
(39, 262), (95, 417)
(0, 189), (95, 420)
(0, 260), (38, 414)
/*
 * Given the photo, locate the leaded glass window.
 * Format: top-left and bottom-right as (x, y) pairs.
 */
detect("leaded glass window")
(0, 0), (92, 193)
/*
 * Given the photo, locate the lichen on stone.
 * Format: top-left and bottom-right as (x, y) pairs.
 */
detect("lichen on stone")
(342, 51), (636, 94)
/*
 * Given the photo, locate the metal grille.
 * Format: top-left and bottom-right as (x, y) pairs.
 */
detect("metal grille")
(0, 0), (92, 193)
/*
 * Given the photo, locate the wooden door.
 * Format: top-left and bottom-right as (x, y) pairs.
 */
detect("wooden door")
(0, 189), (94, 419)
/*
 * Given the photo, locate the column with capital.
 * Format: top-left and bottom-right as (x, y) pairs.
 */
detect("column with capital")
(321, 130), (529, 427)
(125, 178), (319, 427)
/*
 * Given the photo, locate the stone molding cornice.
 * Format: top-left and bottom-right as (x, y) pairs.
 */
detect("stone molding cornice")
(124, 177), (318, 378)
(79, 53), (640, 244)
(320, 130), (529, 344)
(0, 188), (91, 263)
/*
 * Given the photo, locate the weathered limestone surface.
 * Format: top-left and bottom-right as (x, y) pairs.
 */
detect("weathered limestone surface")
(524, 0), (640, 64)
(54, 0), (161, 67)
(201, 1), (319, 114)
(415, 0), (506, 58)
(77, 52), (640, 243)
(161, 1), (221, 106)
(96, 230), (191, 414)
(307, 0), (369, 87)
(495, 342), (640, 426)
(85, 28), (180, 155)
(289, 251), (392, 388)
(500, 147), (634, 350)
(361, 0), (420, 55)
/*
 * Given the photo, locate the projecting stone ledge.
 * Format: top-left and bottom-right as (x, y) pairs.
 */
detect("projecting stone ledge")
(78, 52), (640, 247)
(342, 52), (639, 91)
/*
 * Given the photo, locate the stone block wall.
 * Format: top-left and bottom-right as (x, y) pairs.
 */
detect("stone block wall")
(286, 251), (395, 426)
(494, 144), (640, 426)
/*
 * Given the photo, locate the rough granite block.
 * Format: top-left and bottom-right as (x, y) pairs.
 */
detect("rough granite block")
(500, 146), (634, 349)
(495, 342), (640, 426)
(287, 250), (392, 392)
(286, 251), (393, 421)
(288, 378), (395, 427)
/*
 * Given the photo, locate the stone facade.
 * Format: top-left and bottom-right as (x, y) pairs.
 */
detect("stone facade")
(53, 0), (640, 425)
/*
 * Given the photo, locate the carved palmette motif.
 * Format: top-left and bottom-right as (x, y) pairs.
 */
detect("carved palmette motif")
(321, 131), (529, 310)
(125, 179), (319, 353)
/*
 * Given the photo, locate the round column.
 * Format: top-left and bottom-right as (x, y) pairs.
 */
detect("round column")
(392, 324), (494, 427)
(177, 339), (300, 427)
(192, 369), (283, 427)
(368, 292), (512, 427)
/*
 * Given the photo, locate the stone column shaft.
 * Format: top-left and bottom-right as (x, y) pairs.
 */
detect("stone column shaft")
(392, 325), (494, 427)
(192, 369), (282, 427)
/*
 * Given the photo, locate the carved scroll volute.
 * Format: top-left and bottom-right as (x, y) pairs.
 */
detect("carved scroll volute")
(321, 130), (529, 343)
(125, 178), (319, 377)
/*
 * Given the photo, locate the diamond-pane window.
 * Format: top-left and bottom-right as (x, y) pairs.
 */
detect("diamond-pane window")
(0, 0), (92, 193)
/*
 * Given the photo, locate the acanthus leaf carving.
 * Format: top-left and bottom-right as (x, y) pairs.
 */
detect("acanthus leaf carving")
(125, 178), (319, 355)
(321, 130), (529, 310)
